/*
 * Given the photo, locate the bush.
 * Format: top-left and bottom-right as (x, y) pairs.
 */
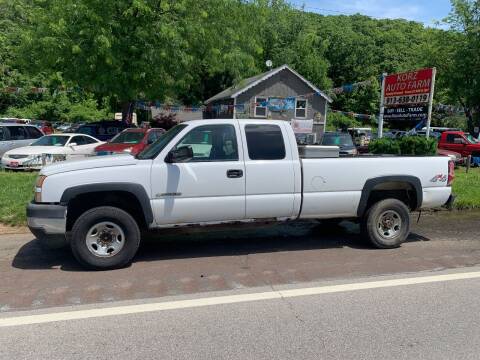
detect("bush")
(369, 136), (437, 156)
(398, 136), (437, 155)
(368, 138), (400, 155)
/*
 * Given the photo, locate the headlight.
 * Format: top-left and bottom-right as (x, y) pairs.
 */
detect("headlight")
(34, 175), (47, 203)
(123, 147), (132, 153)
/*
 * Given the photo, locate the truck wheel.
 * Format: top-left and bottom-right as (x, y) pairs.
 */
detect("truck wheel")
(362, 199), (410, 249)
(70, 206), (141, 270)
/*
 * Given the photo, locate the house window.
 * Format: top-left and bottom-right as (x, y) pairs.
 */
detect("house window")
(255, 97), (267, 118)
(295, 99), (307, 118)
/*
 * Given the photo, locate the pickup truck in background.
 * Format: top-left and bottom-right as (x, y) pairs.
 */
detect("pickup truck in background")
(27, 119), (455, 270)
(438, 130), (480, 158)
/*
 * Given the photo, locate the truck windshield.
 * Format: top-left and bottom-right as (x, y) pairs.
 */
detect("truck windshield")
(136, 124), (187, 159)
(110, 131), (145, 144)
(466, 134), (480, 144)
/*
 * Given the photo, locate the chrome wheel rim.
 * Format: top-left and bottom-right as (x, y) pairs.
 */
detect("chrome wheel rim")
(376, 210), (402, 239)
(86, 222), (125, 257)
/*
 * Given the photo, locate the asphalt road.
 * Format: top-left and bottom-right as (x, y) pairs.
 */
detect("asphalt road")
(1, 210), (480, 359)
(1, 209), (480, 314)
(1, 268), (480, 360)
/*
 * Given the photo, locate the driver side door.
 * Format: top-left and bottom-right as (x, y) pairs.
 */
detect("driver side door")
(150, 122), (246, 225)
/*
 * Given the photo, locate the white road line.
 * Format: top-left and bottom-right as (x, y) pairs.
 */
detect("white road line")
(1, 270), (480, 327)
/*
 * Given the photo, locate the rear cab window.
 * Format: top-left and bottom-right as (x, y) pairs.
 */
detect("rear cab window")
(244, 124), (286, 160)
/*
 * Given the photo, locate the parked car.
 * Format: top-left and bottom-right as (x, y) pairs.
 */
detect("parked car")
(27, 119), (453, 269)
(94, 128), (166, 156)
(30, 120), (54, 135)
(413, 130), (442, 139)
(321, 131), (358, 156)
(437, 148), (464, 166)
(2, 133), (103, 170)
(438, 130), (480, 158)
(0, 124), (44, 158)
(75, 121), (135, 141)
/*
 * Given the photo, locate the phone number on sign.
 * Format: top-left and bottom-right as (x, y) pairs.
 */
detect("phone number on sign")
(384, 93), (429, 106)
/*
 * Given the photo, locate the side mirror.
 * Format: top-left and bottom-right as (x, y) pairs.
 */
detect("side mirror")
(147, 138), (155, 145)
(69, 142), (77, 148)
(165, 146), (193, 163)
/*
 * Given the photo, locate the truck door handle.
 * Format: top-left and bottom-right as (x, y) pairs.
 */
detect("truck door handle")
(227, 169), (243, 178)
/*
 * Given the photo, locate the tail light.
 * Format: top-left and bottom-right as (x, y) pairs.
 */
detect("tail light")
(447, 160), (455, 186)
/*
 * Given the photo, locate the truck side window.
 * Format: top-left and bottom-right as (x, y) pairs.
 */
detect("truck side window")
(245, 124), (286, 160)
(446, 134), (456, 143)
(174, 124), (238, 162)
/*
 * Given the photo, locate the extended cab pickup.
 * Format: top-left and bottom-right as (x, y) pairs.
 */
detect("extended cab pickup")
(438, 130), (480, 158)
(27, 119), (455, 269)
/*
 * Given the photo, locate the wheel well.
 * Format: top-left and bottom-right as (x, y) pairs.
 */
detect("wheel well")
(365, 181), (418, 213)
(65, 191), (147, 231)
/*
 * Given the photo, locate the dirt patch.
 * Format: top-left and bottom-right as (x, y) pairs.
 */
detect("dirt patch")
(0, 223), (29, 235)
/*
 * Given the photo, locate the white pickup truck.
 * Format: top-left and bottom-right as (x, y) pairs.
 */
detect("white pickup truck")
(27, 119), (454, 269)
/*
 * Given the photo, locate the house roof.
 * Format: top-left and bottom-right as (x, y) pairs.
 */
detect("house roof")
(204, 64), (333, 104)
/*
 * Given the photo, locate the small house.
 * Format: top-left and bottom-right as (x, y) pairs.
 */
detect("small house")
(204, 64), (332, 141)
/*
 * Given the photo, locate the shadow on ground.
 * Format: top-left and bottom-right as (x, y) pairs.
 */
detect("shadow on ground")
(11, 220), (429, 271)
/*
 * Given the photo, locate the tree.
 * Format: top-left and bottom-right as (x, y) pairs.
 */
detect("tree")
(439, 0), (480, 134)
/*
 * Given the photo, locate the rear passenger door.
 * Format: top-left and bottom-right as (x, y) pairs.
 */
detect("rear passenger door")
(240, 123), (296, 219)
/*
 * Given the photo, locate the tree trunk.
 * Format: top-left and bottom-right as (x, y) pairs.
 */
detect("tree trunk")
(121, 101), (134, 124)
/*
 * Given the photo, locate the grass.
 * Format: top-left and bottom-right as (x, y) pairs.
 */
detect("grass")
(0, 171), (37, 226)
(0, 167), (479, 227)
(452, 167), (480, 210)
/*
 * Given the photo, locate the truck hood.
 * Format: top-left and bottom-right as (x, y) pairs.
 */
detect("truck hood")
(40, 154), (141, 176)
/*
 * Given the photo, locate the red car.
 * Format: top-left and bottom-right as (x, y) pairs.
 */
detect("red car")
(438, 131), (480, 157)
(30, 120), (54, 135)
(94, 128), (165, 156)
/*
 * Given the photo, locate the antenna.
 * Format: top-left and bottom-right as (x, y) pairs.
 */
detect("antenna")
(266, 60), (273, 69)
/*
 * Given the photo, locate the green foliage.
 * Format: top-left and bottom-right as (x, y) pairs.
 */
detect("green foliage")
(453, 168), (480, 210)
(368, 138), (401, 155)
(369, 136), (437, 156)
(0, 171), (36, 226)
(398, 136), (437, 156)
(0, 0), (475, 126)
(4, 94), (111, 122)
(327, 112), (361, 131)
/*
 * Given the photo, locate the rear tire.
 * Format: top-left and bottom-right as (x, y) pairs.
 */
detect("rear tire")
(362, 199), (410, 249)
(70, 206), (141, 270)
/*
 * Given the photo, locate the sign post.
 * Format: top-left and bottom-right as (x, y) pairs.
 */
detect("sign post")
(425, 67), (436, 138)
(378, 73), (387, 138)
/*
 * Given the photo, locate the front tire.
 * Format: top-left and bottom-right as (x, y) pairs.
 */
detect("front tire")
(362, 199), (410, 249)
(70, 206), (141, 270)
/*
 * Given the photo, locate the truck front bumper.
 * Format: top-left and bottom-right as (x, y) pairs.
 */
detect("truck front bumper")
(27, 202), (67, 246)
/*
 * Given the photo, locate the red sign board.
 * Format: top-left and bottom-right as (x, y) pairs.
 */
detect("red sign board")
(383, 68), (434, 106)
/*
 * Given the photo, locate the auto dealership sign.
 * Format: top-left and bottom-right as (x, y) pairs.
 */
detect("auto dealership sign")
(379, 67), (436, 137)
(383, 68), (434, 106)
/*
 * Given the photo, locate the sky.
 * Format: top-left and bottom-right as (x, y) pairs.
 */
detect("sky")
(290, 0), (453, 27)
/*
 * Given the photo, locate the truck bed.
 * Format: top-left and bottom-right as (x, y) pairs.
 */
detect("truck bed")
(299, 156), (451, 219)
